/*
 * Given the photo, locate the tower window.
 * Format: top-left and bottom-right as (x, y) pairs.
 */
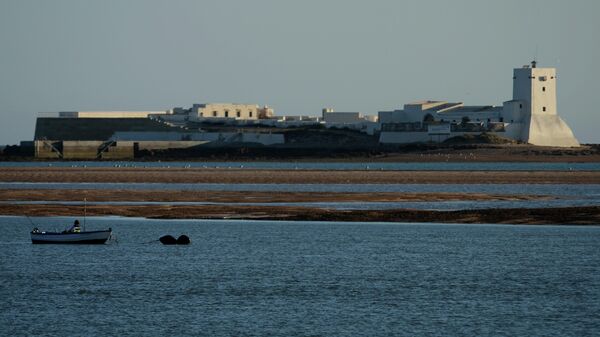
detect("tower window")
(543, 107), (546, 112)
(542, 87), (546, 92)
(519, 104), (522, 109)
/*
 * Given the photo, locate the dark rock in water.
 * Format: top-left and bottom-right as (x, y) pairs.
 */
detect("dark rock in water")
(159, 235), (190, 245)
(159, 235), (177, 245)
(176, 235), (191, 245)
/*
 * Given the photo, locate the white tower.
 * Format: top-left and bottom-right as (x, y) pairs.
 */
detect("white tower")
(512, 61), (579, 147)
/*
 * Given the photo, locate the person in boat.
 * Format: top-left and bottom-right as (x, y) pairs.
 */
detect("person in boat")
(67, 220), (81, 233)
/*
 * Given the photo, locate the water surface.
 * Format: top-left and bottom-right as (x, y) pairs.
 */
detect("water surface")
(1, 216), (599, 336)
(2, 182), (600, 196)
(1, 161), (599, 171)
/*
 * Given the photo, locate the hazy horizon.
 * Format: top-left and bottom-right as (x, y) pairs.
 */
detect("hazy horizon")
(1, 0), (599, 144)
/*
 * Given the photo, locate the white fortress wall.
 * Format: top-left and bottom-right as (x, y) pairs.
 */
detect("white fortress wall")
(191, 103), (260, 120)
(378, 62), (580, 147)
(502, 122), (526, 140)
(513, 64), (579, 147)
(526, 115), (580, 147)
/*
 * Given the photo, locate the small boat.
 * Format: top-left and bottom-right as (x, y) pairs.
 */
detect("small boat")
(30, 227), (112, 244)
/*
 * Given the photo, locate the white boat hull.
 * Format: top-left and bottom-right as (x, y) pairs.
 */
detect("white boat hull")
(31, 230), (112, 244)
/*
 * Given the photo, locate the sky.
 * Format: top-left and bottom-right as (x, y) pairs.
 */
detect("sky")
(1, 0), (599, 144)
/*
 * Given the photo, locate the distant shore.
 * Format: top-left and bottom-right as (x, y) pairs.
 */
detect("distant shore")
(1, 167), (599, 184)
(2, 143), (600, 162)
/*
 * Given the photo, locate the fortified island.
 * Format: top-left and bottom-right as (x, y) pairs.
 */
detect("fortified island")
(26, 62), (579, 159)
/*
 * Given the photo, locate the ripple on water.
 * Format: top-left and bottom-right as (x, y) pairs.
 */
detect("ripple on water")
(1, 217), (599, 336)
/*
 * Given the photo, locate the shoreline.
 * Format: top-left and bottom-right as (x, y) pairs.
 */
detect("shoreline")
(1, 166), (598, 226)
(3, 143), (600, 162)
(2, 204), (599, 225)
(1, 167), (600, 184)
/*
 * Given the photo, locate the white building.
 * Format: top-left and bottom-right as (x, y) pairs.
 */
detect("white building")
(157, 103), (275, 123)
(190, 103), (260, 121)
(379, 62), (579, 147)
(321, 108), (380, 135)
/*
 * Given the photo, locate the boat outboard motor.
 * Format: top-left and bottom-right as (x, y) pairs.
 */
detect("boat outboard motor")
(176, 235), (191, 245)
(159, 235), (177, 245)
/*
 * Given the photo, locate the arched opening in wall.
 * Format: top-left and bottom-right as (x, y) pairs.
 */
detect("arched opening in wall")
(423, 114), (434, 123)
(542, 87), (546, 92)
(543, 107), (546, 112)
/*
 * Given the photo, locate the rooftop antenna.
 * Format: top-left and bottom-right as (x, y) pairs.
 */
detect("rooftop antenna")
(532, 0), (540, 68)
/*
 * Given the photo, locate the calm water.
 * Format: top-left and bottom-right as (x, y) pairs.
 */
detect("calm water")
(1, 161), (599, 171)
(1, 216), (599, 336)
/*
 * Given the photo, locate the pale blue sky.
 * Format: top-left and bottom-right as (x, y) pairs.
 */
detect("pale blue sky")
(1, 0), (599, 144)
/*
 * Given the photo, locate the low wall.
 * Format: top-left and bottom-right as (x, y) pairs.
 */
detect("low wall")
(136, 141), (210, 151)
(100, 141), (135, 159)
(62, 141), (104, 159)
(35, 141), (62, 159)
(112, 131), (284, 146)
(379, 131), (508, 144)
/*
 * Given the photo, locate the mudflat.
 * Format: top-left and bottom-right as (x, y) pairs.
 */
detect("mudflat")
(2, 166), (598, 225)
(0, 189), (551, 203)
(2, 203), (599, 225)
(1, 167), (600, 184)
